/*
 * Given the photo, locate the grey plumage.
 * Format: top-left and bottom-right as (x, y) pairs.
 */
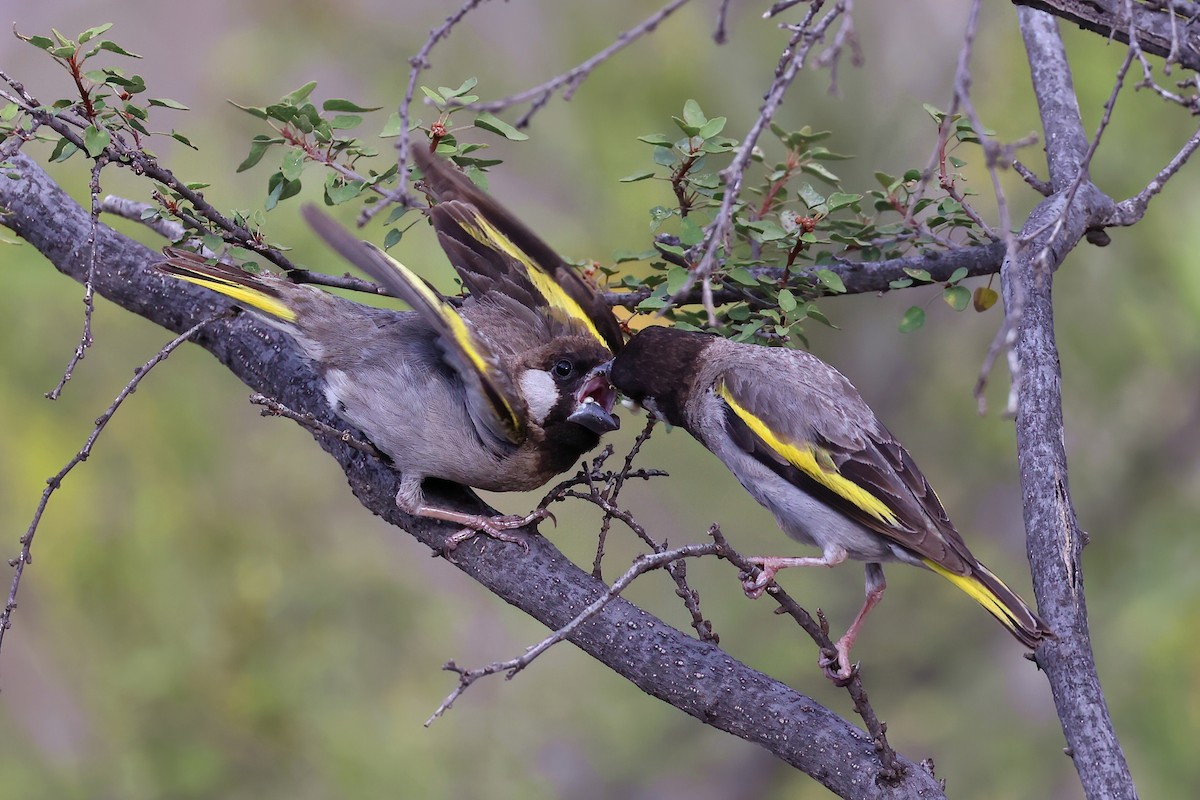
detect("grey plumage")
(610, 325), (1052, 680)
(156, 185), (620, 547)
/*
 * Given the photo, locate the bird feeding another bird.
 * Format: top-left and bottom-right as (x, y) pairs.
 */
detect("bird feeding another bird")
(609, 324), (1052, 681)
(157, 151), (623, 550)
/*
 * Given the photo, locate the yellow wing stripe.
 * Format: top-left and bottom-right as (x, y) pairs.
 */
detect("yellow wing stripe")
(922, 559), (1023, 632)
(173, 273), (297, 322)
(454, 213), (607, 347)
(716, 383), (898, 525)
(363, 242), (522, 432)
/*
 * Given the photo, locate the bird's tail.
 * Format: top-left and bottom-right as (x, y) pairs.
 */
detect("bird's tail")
(922, 558), (1054, 648)
(157, 248), (297, 322)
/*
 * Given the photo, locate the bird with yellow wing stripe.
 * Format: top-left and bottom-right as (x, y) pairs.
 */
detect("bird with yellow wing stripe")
(609, 325), (1052, 682)
(156, 180), (620, 549)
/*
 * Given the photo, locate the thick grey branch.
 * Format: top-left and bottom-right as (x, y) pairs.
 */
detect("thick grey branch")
(0, 153), (944, 799)
(1011, 9), (1137, 799)
(1014, 0), (1200, 72)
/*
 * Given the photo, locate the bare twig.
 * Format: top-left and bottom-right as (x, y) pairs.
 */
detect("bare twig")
(707, 525), (901, 781)
(670, 0), (850, 318)
(249, 393), (381, 457)
(1, 314), (224, 654)
(46, 157), (107, 400)
(360, 0), (492, 225)
(1109, 120), (1200, 225)
(425, 541), (721, 725)
(457, 0), (695, 128)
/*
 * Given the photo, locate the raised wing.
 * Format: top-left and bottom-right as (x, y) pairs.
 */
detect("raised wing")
(714, 363), (974, 574)
(414, 147), (624, 353)
(303, 204), (524, 445)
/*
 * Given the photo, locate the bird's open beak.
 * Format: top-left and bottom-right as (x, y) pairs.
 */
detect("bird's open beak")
(568, 363), (620, 434)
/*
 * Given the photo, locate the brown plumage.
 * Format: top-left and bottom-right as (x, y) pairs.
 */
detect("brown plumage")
(156, 182), (622, 548)
(610, 325), (1052, 680)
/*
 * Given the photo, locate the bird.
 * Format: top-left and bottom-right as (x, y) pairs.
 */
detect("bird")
(608, 325), (1052, 681)
(156, 159), (622, 550)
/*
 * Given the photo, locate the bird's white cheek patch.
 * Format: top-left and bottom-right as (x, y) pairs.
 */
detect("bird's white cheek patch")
(519, 369), (559, 424)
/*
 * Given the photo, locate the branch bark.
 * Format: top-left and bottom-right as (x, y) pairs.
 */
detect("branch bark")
(1010, 9), (1137, 799)
(0, 152), (946, 799)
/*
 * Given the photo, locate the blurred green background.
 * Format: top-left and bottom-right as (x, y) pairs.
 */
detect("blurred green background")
(2, 2), (1197, 798)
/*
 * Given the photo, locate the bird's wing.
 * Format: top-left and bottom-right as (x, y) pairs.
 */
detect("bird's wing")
(303, 205), (525, 446)
(414, 148), (624, 353)
(715, 360), (975, 574)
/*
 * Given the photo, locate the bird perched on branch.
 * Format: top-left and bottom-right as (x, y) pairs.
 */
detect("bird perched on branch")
(158, 153), (621, 549)
(609, 325), (1052, 681)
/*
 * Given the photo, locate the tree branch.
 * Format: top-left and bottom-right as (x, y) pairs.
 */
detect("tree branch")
(1010, 9), (1136, 799)
(0, 152), (945, 799)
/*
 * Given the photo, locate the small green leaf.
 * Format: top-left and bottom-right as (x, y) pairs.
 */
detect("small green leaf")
(328, 114), (363, 130)
(943, 285), (970, 311)
(383, 227), (403, 250)
(96, 40), (141, 58)
(323, 98), (382, 112)
(888, 278), (913, 289)
(637, 133), (673, 147)
(797, 183), (826, 210)
(697, 116), (726, 139)
(237, 135), (278, 172)
(680, 216), (703, 247)
(948, 267), (968, 284)
(78, 23), (113, 43)
(727, 267), (757, 286)
(148, 97), (188, 110)
(22, 35), (56, 51)
(474, 111), (528, 141)
(801, 162), (840, 185)
(282, 81), (318, 105)
(973, 285), (999, 312)
(170, 131), (197, 149)
(83, 125), (110, 157)
(903, 267), (932, 282)
(439, 77), (478, 99)
(778, 289), (797, 312)
(265, 172), (302, 210)
(666, 266), (689, 295)
(420, 86), (445, 105)
(619, 170), (655, 183)
(49, 137), (78, 162)
(815, 269), (846, 294)
(281, 149), (305, 181)
(898, 306), (925, 333)
(229, 100), (268, 120)
(681, 99), (707, 128)
(378, 112), (404, 138)
(826, 192), (861, 212)
(922, 103), (947, 123)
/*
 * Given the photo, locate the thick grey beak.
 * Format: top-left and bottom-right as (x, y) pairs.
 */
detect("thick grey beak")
(569, 363), (620, 434)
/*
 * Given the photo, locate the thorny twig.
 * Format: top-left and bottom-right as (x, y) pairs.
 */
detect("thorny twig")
(425, 541), (721, 725)
(1, 314), (226, 655)
(590, 415), (658, 579)
(249, 393), (382, 457)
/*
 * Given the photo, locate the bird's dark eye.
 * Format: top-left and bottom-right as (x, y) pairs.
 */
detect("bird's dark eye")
(553, 358), (575, 379)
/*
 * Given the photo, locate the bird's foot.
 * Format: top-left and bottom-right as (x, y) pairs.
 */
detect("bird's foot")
(441, 507), (555, 553)
(741, 565), (777, 599)
(818, 639), (857, 686)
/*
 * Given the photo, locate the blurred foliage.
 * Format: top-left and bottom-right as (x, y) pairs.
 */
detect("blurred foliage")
(2, 2), (1199, 799)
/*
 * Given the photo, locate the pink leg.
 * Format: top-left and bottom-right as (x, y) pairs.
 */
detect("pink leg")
(820, 563), (887, 684)
(394, 478), (555, 553)
(742, 545), (848, 598)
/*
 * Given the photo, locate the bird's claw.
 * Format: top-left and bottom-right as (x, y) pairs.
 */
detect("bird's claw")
(819, 645), (857, 686)
(740, 566), (776, 599)
(441, 508), (554, 553)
